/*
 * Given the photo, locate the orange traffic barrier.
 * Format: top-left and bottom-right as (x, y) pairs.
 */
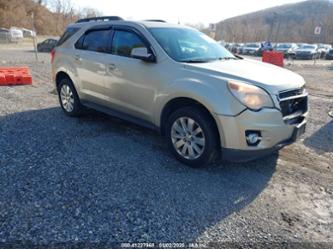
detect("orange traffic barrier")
(0, 74), (6, 84)
(0, 67), (32, 86)
(262, 51), (284, 67)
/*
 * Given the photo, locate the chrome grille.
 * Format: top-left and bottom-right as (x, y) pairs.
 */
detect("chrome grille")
(279, 88), (308, 124)
(279, 87), (305, 99)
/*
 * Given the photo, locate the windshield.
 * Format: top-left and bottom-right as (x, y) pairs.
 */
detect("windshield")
(149, 28), (235, 62)
(277, 44), (291, 48)
(247, 43), (260, 48)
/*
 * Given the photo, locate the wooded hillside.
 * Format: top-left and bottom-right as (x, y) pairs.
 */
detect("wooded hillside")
(1, 0), (332, 43)
(215, 0), (333, 43)
(0, 0), (100, 35)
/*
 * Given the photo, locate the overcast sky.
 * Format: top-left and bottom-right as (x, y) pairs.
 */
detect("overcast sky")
(71, 0), (305, 25)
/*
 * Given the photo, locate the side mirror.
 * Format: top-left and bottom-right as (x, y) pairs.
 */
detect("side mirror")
(131, 47), (156, 62)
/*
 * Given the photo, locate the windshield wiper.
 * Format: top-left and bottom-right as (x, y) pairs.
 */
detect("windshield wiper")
(179, 59), (211, 63)
(180, 56), (238, 63)
(216, 57), (238, 61)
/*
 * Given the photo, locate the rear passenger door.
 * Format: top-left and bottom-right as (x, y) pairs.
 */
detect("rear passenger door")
(74, 27), (112, 103)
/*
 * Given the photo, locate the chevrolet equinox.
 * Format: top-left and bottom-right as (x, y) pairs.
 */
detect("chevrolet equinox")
(52, 16), (308, 167)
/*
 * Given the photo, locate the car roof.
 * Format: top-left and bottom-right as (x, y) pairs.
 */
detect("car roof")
(68, 20), (192, 30)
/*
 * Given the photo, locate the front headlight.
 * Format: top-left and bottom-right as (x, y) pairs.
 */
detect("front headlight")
(228, 81), (274, 111)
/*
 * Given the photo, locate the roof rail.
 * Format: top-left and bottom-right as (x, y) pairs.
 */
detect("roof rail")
(144, 19), (167, 23)
(76, 16), (124, 23)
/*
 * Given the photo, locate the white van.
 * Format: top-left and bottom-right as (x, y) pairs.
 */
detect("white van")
(9, 28), (24, 43)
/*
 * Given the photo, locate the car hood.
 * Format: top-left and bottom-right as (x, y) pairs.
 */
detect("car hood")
(183, 58), (305, 95)
(243, 47), (259, 50)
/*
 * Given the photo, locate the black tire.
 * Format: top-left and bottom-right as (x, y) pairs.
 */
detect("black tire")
(166, 106), (220, 168)
(57, 77), (83, 117)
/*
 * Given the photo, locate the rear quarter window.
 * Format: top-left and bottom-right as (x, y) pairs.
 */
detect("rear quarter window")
(57, 27), (80, 47)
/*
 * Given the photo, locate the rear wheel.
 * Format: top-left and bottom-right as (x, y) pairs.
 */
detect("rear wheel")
(57, 78), (83, 117)
(166, 106), (219, 167)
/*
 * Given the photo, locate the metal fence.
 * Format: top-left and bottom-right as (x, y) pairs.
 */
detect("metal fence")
(0, 32), (10, 43)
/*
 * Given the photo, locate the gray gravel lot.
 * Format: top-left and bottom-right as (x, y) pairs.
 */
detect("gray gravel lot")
(0, 49), (332, 247)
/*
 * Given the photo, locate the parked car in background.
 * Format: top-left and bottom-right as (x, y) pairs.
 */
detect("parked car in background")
(230, 43), (244, 54)
(242, 43), (261, 56)
(37, 38), (58, 52)
(224, 43), (233, 51)
(52, 17), (308, 167)
(22, 28), (36, 38)
(271, 43), (278, 50)
(317, 44), (332, 58)
(326, 49), (333, 60)
(275, 43), (298, 58)
(295, 44), (319, 60)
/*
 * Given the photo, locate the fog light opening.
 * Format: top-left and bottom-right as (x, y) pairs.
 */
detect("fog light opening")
(245, 130), (262, 146)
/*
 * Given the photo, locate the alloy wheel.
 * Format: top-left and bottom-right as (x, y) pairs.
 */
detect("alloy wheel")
(60, 84), (74, 112)
(171, 117), (206, 160)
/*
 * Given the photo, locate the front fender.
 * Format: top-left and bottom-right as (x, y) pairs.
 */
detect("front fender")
(153, 77), (245, 126)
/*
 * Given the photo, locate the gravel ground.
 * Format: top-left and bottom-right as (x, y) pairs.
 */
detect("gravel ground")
(0, 49), (332, 248)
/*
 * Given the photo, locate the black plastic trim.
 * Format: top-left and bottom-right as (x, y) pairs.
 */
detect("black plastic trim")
(85, 25), (113, 34)
(76, 16), (123, 23)
(144, 19), (166, 23)
(81, 100), (159, 132)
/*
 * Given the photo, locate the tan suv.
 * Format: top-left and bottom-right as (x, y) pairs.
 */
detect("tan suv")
(52, 16), (308, 167)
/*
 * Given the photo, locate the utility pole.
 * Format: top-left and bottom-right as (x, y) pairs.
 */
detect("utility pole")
(274, 14), (281, 42)
(31, 12), (39, 61)
(267, 12), (278, 41)
(324, 0), (331, 44)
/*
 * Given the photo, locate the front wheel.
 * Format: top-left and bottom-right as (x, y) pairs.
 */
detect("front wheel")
(166, 106), (219, 167)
